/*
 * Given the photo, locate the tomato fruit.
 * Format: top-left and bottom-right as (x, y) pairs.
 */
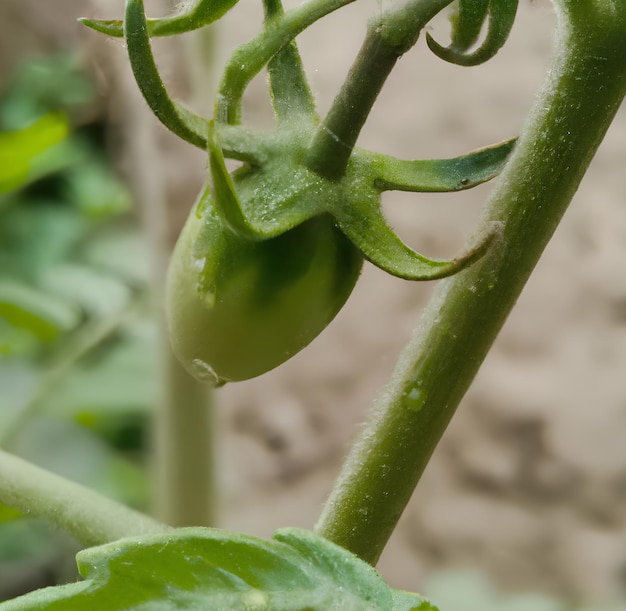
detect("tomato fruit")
(166, 187), (363, 385)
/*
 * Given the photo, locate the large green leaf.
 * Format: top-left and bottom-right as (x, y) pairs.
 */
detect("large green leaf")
(0, 503), (22, 524)
(0, 528), (437, 610)
(0, 280), (81, 342)
(0, 114), (68, 194)
(0, 203), (87, 282)
(10, 416), (149, 510)
(423, 571), (564, 611)
(0, 54), (93, 128)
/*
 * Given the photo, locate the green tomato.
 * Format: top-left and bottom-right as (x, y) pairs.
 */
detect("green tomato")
(166, 189), (363, 385)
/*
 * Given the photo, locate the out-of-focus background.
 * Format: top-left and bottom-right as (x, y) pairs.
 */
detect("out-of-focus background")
(1, 0), (625, 608)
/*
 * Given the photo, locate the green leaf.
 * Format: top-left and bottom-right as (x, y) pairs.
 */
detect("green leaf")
(0, 528), (437, 610)
(0, 54), (93, 127)
(80, 227), (150, 286)
(0, 503), (22, 524)
(10, 416), (149, 510)
(392, 590), (438, 611)
(0, 317), (39, 357)
(0, 114), (68, 194)
(40, 264), (131, 318)
(0, 203), (87, 282)
(423, 571), (564, 611)
(42, 317), (157, 419)
(0, 361), (38, 431)
(63, 160), (133, 218)
(0, 280), (81, 342)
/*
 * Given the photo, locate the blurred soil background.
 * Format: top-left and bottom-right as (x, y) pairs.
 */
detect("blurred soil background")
(1, 0), (625, 607)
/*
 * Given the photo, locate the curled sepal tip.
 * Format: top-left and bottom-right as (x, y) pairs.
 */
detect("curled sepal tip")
(80, 0), (239, 38)
(123, 0), (209, 149)
(334, 191), (499, 281)
(447, 0), (490, 52)
(426, 0), (519, 67)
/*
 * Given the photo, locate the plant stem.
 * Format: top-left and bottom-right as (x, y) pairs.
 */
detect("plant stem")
(153, 347), (216, 527)
(0, 450), (170, 547)
(109, 2), (217, 528)
(315, 2), (626, 564)
(304, 30), (399, 180)
(149, 8), (218, 529)
(305, 0), (453, 180)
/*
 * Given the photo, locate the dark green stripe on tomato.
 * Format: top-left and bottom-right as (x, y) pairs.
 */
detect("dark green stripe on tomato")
(166, 192), (362, 384)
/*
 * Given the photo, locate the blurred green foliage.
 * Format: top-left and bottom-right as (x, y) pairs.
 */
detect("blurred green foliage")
(423, 571), (626, 611)
(0, 54), (156, 599)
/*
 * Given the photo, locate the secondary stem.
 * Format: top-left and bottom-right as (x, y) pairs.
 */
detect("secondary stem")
(0, 450), (170, 547)
(304, 30), (399, 179)
(305, 0), (453, 180)
(315, 4), (626, 564)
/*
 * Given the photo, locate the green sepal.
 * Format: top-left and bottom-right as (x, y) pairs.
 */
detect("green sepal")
(208, 123), (264, 240)
(216, 0), (357, 124)
(209, 118), (512, 279)
(334, 180), (499, 281)
(369, 138), (516, 193)
(79, 0), (239, 38)
(0, 527), (438, 610)
(209, 122), (327, 239)
(449, 0), (490, 52)
(123, 0), (210, 149)
(426, 0), (519, 67)
(263, 0), (318, 121)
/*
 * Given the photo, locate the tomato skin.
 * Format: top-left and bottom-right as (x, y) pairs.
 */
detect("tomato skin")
(166, 191), (363, 384)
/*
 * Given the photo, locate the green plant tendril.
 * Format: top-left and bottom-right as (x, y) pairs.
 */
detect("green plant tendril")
(215, 0), (358, 124)
(122, 0), (211, 148)
(263, 0), (318, 121)
(448, 0), (490, 52)
(83, 0), (518, 281)
(426, 0), (519, 66)
(80, 0), (239, 38)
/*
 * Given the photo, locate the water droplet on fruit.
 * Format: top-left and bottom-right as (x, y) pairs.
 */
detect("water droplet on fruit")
(190, 359), (226, 387)
(193, 257), (206, 272)
(195, 270), (216, 308)
(201, 282), (217, 308)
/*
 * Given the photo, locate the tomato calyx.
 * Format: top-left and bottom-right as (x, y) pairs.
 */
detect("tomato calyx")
(82, 0), (519, 382)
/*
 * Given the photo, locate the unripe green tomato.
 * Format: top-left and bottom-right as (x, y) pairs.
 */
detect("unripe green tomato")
(166, 191), (363, 385)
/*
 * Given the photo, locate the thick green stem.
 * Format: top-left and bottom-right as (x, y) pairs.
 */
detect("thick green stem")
(305, 0), (453, 180)
(0, 450), (169, 547)
(315, 3), (626, 564)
